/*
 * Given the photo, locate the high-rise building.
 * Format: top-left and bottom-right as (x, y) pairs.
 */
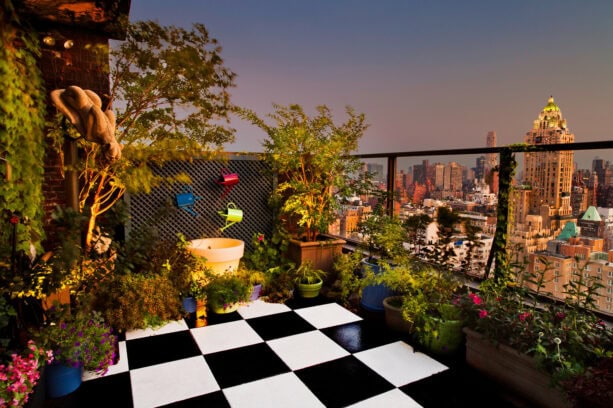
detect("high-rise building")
(485, 131), (497, 171)
(522, 96), (574, 228)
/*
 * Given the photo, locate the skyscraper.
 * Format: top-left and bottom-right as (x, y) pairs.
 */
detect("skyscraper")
(522, 96), (574, 228)
(485, 131), (497, 171)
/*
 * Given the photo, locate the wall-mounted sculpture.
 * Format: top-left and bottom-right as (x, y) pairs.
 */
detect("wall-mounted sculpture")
(50, 85), (121, 164)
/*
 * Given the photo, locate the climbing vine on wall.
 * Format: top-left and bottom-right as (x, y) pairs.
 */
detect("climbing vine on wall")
(0, 0), (46, 254)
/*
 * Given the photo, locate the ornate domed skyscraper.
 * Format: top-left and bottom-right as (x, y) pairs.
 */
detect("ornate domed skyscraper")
(522, 96), (574, 228)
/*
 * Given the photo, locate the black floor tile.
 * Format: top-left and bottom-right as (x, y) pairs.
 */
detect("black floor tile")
(159, 390), (231, 407)
(321, 320), (405, 353)
(246, 311), (315, 340)
(126, 331), (201, 369)
(204, 310), (243, 326)
(204, 342), (290, 388)
(284, 296), (334, 309)
(44, 372), (132, 408)
(400, 366), (517, 408)
(295, 355), (394, 408)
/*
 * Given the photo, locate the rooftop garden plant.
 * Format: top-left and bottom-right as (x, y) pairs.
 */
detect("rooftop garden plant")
(32, 305), (117, 375)
(238, 104), (369, 242)
(457, 257), (613, 388)
(204, 274), (251, 312)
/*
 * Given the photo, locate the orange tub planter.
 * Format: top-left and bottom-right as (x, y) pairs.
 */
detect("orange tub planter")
(188, 238), (245, 275)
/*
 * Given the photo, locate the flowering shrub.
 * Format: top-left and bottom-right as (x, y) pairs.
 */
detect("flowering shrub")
(34, 306), (117, 375)
(457, 261), (613, 383)
(205, 274), (251, 311)
(0, 340), (53, 407)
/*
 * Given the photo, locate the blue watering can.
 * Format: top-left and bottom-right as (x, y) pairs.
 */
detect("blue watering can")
(175, 186), (203, 216)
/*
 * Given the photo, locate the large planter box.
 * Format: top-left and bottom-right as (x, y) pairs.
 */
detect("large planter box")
(464, 328), (571, 408)
(287, 237), (345, 274)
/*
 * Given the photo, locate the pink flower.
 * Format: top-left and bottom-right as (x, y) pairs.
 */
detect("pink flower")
(257, 233), (264, 242)
(469, 293), (483, 305)
(518, 312), (531, 321)
(479, 309), (488, 318)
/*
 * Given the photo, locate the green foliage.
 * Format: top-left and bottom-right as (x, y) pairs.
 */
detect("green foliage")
(91, 272), (183, 332)
(404, 213), (431, 256)
(358, 211), (408, 263)
(421, 206), (460, 272)
(329, 252), (362, 308)
(205, 274), (251, 310)
(243, 230), (290, 272)
(0, 2), (46, 253)
(292, 261), (327, 285)
(239, 104), (368, 241)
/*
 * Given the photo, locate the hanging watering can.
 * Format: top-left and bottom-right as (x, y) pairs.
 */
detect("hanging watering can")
(218, 202), (243, 232)
(175, 186), (203, 216)
(216, 168), (239, 199)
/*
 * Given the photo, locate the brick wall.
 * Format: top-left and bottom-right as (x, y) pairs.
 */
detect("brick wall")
(37, 24), (111, 248)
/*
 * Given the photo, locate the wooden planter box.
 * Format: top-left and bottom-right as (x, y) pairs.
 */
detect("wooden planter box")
(287, 237), (345, 274)
(463, 328), (571, 408)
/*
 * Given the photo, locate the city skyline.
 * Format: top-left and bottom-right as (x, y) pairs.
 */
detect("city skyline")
(128, 1), (613, 163)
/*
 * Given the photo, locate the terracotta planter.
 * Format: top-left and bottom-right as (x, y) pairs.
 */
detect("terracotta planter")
(464, 328), (571, 408)
(287, 237), (345, 274)
(188, 238), (244, 276)
(382, 296), (413, 333)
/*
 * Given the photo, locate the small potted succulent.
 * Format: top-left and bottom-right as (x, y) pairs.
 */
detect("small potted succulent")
(33, 305), (117, 398)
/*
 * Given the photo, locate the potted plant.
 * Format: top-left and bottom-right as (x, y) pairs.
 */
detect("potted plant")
(357, 208), (410, 312)
(456, 261), (613, 408)
(189, 276), (209, 327)
(33, 305), (117, 398)
(238, 104), (369, 273)
(205, 274), (251, 314)
(292, 261), (327, 298)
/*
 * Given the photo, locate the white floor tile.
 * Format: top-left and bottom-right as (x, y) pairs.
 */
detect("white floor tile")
(237, 299), (292, 319)
(223, 372), (325, 408)
(82, 340), (128, 381)
(190, 320), (264, 354)
(267, 330), (349, 370)
(130, 356), (219, 408)
(354, 341), (448, 387)
(346, 388), (423, 408)
(125, 320), (189, 340)
(294, 303), (362, 329)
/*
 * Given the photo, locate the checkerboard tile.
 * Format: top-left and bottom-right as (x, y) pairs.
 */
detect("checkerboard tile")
(43, 299), (513, 407)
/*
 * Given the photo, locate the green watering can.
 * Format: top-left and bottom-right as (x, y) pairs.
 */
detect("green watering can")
(218, 202), (243, 232)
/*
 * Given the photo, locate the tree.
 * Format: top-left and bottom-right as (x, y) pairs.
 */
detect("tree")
(51, 21), (237, 249)
(404, 213), (431, 256)
(423, 206), (459, 272)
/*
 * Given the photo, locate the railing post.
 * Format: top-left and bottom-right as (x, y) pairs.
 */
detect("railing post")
(387, 156), (397, 216)
(485, 147), (516, 281)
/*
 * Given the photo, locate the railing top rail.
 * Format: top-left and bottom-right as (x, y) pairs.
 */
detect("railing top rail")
(354, 140), (613, 159)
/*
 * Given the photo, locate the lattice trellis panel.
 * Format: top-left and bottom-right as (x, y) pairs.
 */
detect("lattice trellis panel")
(126, 156), (274, 252)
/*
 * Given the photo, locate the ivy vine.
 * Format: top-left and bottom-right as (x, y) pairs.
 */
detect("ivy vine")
(0, 0), (46, 254)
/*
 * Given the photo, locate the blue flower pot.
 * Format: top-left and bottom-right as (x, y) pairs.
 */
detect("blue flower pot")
(45, 363), (83, 398)
(360, 259), (394, 312)
(182, 296), (197, 313)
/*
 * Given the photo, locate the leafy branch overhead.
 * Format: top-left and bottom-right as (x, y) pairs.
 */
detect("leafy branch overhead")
(48, 21), (237, 249)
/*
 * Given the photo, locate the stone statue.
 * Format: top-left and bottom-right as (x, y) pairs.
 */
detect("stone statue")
(50, 85), (122, 164)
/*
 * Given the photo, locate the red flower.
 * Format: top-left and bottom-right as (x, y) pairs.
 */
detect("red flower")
(518, 312), (531, 321)
(257, 234), (264, 242)
(479, 309), (488, 319)
(469, 293), (482, 305)
(9, 215), (20, 225)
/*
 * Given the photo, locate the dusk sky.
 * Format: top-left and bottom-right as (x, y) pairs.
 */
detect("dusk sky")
(129, 1), (613, 165)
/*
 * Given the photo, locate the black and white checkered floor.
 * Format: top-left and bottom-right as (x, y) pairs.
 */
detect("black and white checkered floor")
(44, 298), (513, 407)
